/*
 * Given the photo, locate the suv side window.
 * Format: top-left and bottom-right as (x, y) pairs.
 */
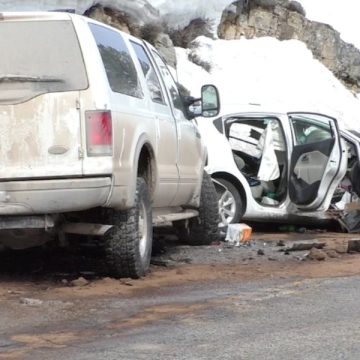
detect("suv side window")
(89, 24), (143, 98)
(151, 50), (185, 114)
(130, 42), (166, 105)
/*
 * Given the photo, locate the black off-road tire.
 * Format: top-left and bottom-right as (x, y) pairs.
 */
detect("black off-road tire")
(103, 178), (152, 278)
(174, 172), (220, 245)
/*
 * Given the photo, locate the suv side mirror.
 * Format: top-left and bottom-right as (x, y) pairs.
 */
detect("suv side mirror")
(201, 84), (220, 118)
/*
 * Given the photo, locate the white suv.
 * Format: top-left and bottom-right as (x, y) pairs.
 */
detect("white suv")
(0, 12), (221, 278)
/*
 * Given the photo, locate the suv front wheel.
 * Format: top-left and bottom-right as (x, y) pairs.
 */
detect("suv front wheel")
(174, 172), (219, 245)
(103, 178), (152, 278)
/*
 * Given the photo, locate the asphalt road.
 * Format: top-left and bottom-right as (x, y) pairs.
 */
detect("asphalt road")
(2, 274), (360, 359)
(1, 231), (360, 360)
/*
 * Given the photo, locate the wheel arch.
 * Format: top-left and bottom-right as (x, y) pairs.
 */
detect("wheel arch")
(212, 171), (247, 216)
(135, 141), (157, 199)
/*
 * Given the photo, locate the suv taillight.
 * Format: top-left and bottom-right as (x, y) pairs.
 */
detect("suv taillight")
(85, 110), (112, 156)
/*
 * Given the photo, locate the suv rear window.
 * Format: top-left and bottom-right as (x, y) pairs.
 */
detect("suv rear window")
(0, 20), (88, 105)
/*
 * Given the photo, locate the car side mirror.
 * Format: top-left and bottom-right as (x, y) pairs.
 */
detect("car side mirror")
(201, 84), (220, 118)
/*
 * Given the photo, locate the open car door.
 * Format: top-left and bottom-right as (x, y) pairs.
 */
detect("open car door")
(288, 112), (347, 211)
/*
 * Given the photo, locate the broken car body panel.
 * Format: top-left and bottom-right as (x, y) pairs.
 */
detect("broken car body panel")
(198, 109), (350, 224)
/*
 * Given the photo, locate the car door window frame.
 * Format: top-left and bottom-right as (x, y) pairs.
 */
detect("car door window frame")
(147, 47), (187, 118)
(130, 40), (167, 106)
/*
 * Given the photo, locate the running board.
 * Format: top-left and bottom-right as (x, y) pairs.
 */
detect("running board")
(153, 209), (199, 226)
(61, 223), (113, 236)
(60, 209), (199, 235)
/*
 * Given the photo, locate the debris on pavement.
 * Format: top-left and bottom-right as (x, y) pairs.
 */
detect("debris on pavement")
(225, 223), (252, 246)
(307, 248), (327, 261)
(282, 240), (326, 252)
(20, 298), (44, 306)
(347, 239), (360, 252)
(70, 277), (90, 287)
(339, 209), (360, 233)
(151, 259), (173, 267)
(324, 249), (340, 258)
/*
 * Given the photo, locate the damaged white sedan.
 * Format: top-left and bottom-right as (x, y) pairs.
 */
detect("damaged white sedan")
(197, 110), (360, 228)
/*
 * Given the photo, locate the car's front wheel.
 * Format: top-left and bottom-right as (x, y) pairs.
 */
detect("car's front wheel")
(214, 178), (243, 228)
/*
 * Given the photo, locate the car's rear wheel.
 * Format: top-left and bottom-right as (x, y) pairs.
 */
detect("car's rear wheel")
(214, 178), (243, 228)
(103, 178), (152, 278)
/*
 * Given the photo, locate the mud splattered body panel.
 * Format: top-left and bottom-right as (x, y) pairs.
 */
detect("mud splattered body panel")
(0, 92), (82, 179)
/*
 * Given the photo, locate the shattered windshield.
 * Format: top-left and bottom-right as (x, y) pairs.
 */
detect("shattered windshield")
(0, 20), (88, 104)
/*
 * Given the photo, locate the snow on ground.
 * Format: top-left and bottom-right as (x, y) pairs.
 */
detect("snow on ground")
(175, 36), (360, 131)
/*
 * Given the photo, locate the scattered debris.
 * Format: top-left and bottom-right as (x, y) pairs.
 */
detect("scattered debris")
(120, 280), (133, 286)
(324, 249), (340, 258)
(282, 240), (326, 252)
(293, 254), (307, 261)
(347, 239), (360, 252)
(327, 240), (349, 254)
(307, 248), (327, 261)
(7, 290), (24, 295)
(225, 223), (252, 246)
(178, 258), (192, 264)
(257, 249), (265, 256)
(339, 210), (360, 233)
(151, 259), (171, 267)
(276, 240), (285, 247)
(70, 277), (90, 287)
(20, 298), (44, 306)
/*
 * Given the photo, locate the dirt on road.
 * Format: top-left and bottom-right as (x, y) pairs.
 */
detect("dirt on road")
(0, 230), (359, 302)
(1, 229), (360, 359)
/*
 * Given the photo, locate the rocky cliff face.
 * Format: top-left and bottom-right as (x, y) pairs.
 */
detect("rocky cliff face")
(218, 0), (360, 92)
(5, 0), (358, 91)
(84, 3), (177, 68)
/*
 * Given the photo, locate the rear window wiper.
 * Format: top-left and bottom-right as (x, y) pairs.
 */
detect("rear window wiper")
(0, 75), (64, 83)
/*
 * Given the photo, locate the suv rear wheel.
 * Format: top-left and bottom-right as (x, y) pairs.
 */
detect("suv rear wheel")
(174, 172), (219, 245)
(103, 178), (152, 278)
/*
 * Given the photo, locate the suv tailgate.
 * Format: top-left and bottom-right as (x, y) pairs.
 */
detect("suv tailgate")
(0, 17), (88, 179)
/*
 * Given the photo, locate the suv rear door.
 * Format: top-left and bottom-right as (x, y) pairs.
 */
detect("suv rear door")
(288, 112), (347, 211)
(0, 16), (86, 179)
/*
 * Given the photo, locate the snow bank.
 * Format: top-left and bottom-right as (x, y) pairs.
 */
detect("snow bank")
(147, 0), (232, 29)
(176, 37), (360, 131)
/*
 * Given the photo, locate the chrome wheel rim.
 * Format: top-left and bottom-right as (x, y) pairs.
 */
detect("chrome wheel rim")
(138, 200), (148, 259)
(218, 188), (236, 227)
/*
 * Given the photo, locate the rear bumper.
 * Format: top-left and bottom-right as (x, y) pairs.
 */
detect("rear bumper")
(0, 177), (112, 214)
